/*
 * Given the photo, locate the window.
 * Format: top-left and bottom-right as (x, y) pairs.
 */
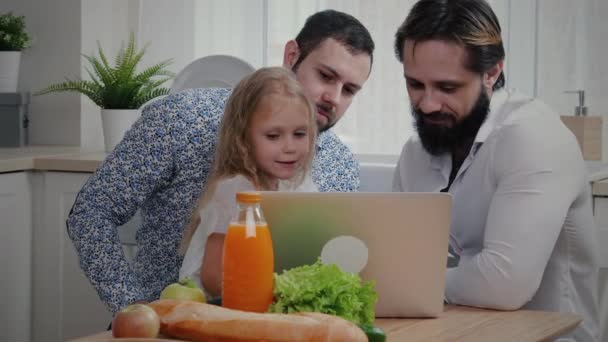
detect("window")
(187, 0), (418, 155)
(133, 0), (604, 158)
(266, 1), (416, 156)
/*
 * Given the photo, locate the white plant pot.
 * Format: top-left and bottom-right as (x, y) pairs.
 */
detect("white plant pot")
(101, 109), (141, 152)
(0, 51), (21, 93)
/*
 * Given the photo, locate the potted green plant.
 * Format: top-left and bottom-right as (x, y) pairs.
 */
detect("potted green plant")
(37, 33), (174, 151)
(0, 12), (31, 92)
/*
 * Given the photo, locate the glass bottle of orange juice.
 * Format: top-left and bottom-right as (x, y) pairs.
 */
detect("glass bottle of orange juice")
(222, 191), (274, 312)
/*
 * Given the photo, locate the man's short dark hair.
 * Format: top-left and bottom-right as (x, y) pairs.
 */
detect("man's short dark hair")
(293, 10), (375, 71)
(394, 0), (505, 90)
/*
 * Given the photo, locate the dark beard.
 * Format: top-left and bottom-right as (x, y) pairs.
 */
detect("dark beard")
(318, 117), (335, 133)
(412, 89), (490, 156)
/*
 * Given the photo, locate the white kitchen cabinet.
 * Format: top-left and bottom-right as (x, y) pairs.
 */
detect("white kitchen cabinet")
(593, 193), (608, 342)
(0, 172), (34, 342)
(31, 171), (110, 342)
(32, 171), (140, 342)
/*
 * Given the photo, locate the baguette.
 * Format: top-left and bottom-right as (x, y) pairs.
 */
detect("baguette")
(148, 299), (367, 342)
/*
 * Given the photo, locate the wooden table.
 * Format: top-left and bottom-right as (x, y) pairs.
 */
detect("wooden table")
(375, 305), (581, 341)
(71, 305), (581, 342)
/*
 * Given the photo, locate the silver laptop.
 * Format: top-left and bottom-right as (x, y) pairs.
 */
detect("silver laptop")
(260, 192), (451, 318)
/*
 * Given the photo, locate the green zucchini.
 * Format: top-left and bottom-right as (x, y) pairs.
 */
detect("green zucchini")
(358, 324), (387, 342)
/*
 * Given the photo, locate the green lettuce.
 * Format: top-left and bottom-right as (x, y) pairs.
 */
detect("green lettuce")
(268, 260), (377, 325)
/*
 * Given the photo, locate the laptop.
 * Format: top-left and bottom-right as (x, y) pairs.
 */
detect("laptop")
(260, 192), (451, 318)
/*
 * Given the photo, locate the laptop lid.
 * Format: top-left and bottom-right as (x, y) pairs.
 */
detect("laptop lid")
(260, 192), (451, 318)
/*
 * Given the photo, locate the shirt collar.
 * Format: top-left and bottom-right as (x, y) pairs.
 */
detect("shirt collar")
(473, 87), (509, 145)
(316, 130), (330, 152)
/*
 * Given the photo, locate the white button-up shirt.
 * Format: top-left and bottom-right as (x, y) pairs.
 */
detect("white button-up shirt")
(393, 88), (599, 341)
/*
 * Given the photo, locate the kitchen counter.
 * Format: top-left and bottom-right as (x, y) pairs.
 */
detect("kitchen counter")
(4, 146), (608, 195)
(71, 304), (581, 342)
(593, 178), (608, 196)
(0, 146), (106, 173)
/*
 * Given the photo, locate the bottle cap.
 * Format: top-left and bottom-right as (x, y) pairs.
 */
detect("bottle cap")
(236, 191), (261, 204)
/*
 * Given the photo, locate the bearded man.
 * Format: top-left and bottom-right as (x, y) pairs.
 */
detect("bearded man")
(392, 1), (599, 341)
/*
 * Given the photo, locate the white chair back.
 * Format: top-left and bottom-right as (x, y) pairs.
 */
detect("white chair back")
(169, 55), (255, 94)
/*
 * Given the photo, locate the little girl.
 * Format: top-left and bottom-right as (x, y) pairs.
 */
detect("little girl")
(179, 66), (318, 298)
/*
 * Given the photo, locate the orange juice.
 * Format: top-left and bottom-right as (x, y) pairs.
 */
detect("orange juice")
(222, 223), (274, 312)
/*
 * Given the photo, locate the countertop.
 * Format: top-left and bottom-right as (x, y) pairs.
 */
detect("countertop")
(593, 178), (608, 196)
(3, 146), (608, 197)
(0, 146), (106, 173)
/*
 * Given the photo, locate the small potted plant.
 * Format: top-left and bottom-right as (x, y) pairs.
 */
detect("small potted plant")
(0, 12), (31, 92)
(37, 33), (174, 151)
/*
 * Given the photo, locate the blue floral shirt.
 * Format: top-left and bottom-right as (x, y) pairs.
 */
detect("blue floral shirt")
(66, 88), (360, 314)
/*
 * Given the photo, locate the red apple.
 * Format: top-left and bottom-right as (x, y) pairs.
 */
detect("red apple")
(112, 303), (161, 338)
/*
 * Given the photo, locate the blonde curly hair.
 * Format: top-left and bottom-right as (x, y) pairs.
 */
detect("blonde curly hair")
(180, 66), (316, 253)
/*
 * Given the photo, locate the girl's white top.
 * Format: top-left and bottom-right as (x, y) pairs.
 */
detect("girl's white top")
(179, 174), (317, 292)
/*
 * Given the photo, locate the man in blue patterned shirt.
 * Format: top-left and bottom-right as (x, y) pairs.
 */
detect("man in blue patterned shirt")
(67, 10), (375, 314)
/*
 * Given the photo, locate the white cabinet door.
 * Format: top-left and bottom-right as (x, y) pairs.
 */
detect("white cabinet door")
(32, 171), (142, 342)
(593, 196), (608, 342)
(594, 197), (608, 268)
(0, 172), (33, 342)
(31, 171), (110, 342)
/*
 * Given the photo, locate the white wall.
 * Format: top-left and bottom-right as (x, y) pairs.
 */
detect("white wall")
(2, 0), (82, 146)
(139, 0), (196, 74)
(3, 0), (189, 149)
(80, 0), (136, 149)
(79, 0), (199, 150)
(194, 0), (265, 68)
(534, 0), (608, 161)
